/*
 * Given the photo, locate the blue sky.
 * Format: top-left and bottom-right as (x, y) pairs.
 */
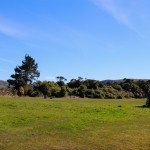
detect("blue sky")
(0, 0), (150, 82)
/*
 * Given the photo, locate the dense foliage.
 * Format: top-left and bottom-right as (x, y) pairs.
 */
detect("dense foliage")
(7, 77), (150, 99)
(6, 55), (150, 100)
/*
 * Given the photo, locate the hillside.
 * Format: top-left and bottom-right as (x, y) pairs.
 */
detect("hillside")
(101, 79), (150, 84)
(0, 80), (8, 88)
(101, 79), (123, 84)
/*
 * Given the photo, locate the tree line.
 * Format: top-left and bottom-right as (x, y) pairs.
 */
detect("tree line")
(7, 55), (150, 102)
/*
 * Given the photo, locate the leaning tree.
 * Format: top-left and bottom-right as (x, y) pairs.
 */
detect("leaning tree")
(7, 54), (40, 95)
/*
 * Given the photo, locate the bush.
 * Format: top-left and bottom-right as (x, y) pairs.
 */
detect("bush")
(117, 95), (123, 99)
(0, 87), (16, 96)
(93, 90), (104, 99)
(18, 86), (24, 96)
(85, 89), (95, 98)
(78, 85), (87, 98)
(59, 86), (67, 97)
(105, 93), (116, 99)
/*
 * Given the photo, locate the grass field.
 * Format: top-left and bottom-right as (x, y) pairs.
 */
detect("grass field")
(0, 97), (150, 150)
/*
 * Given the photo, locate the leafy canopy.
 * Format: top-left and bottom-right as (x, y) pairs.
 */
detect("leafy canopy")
(7, 55), (40, 90)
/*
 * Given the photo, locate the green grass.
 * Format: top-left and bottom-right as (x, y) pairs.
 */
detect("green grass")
(0, 97), (150, 150)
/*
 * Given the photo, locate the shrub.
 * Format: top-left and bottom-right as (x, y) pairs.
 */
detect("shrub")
(59, 86), (67, 97)
(19, 86), (24, 96)
(93, 90), (104, 99)
(117, 95), (123, 99)
(85, 89), (95, 98)
(78, 85), (87, 98)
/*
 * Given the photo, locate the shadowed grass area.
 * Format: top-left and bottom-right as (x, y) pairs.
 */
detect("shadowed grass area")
(0, 97), (150, 150)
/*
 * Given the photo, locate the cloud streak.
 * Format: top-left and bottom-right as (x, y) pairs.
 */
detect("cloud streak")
(92, 0), (133, 29)
(0, 17), (24, 37)
(0, 15), (96, 52)
(0, 58), (18, 65)
(0, 23), (18, 37)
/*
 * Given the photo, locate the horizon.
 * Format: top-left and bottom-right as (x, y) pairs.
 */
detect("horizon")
(1, 0), (150, 81)
(1, 78), (150, 83)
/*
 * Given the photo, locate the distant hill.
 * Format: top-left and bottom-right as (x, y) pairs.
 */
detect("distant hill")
(0, 80), (8, 88)
(101, 79), (123, 84)
(101, 79), (150, 84)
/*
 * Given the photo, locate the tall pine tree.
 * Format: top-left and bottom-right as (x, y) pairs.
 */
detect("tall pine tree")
(7, 55), (40, 95)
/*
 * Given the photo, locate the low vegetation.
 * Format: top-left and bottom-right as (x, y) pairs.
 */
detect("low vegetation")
(0, 87), (16, 96)
(4, 55), (150, 102)
(0, 97), (150, 150)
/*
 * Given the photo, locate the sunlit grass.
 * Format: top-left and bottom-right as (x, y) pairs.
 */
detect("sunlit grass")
(0, 97), (150, 149)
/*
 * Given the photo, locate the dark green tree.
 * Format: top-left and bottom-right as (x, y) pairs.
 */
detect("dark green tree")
(78, 85), (87, 98)
(7, 55), (40, 95)
(38, 81), (51, 99)
(56, 76), (67, 87)
(83, 79), (99, 89)
(67, 77), (84, 88)
(68, 79), (80, 88)
(59, 86), (67, 97)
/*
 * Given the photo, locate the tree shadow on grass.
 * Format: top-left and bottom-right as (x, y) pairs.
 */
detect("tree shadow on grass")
(136, 98), (150, 108)
(135, 105), (150, 108)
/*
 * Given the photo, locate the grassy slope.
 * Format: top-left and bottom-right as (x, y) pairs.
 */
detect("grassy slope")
(0, 97), (150, 150)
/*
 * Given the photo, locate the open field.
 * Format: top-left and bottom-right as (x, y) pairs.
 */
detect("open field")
(0, 97), (150, 150)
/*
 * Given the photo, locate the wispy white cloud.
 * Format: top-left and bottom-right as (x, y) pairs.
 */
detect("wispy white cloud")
(0, 58), (18, 65)
(0, 17), (24, 37)
(0, 23), (19, 37)
(92, 0), (133, 29)
(0, 14), (95, 52)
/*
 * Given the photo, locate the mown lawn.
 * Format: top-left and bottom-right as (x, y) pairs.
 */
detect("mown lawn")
(0, 97), (150, 150)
